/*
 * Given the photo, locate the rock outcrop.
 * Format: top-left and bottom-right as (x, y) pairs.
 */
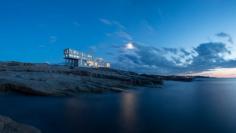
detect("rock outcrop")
(0, 62), (164, 96)
(0, 115), (41, 133)
(0, 61), (193, 96)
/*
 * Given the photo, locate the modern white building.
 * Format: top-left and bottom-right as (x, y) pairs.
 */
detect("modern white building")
(64, 48), (111, 68)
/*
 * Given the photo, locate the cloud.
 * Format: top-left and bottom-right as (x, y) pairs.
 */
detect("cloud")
(112, 21), (126, 30)
(49, 36), (57, 44)
(98, 21), (235, 75)
(180, 48), (191, 56)
(145, 24), (156, 32)
(38, 36), (57, 48)
(99, 18), (112, 25)
(142, 20), (157, 33)
(187, 42), (231, 72)
(73, 21), (80, 27)
(115, 31), (133, 41)
(216, 32), (234, 44)
(100, 18), (132, 41)
(163, 48), (178, 54)
(100, 18), (126, 30)
(111, 43), (185, 74)
(108, 38), (236, 75)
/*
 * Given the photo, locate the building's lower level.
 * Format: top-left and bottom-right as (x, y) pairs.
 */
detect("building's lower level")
(64, 48), (111, 68)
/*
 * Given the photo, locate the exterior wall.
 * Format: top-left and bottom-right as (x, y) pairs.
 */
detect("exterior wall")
(64, 48), (111, 68)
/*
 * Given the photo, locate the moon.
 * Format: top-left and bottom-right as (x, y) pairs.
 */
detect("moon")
(125, 42), (135, 50)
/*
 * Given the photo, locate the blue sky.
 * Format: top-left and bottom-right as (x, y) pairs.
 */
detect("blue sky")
(0, 0), (236, 75)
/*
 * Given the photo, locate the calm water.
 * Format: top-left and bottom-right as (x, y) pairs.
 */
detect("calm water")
(1, 78), (236, 133)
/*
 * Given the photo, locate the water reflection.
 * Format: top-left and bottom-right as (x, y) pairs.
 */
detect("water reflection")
(65, 98), (81, 119)
(120, 92), (138, 132)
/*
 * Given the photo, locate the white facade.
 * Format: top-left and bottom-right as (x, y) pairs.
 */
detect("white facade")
(64, 48), (111, 68)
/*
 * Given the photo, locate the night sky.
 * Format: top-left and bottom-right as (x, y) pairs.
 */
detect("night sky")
(0, 0), (236, 76)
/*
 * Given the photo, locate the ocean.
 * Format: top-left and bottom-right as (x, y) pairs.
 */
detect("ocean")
(1, 78), (236, 133)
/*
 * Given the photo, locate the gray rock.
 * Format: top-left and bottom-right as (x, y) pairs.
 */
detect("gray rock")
(0, 62), (163, 96)
(0, 61), (193, 96)
(0, 115), (41, 133)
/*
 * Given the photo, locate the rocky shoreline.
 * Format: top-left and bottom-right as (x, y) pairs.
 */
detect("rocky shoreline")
(0, 115), (41, 133)
(0, 61), (194, 96)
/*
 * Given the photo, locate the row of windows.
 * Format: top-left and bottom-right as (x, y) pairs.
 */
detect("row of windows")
(65, 59), (111, 68)
(64, 49), (110, 68)
(64, 49), (89, 55)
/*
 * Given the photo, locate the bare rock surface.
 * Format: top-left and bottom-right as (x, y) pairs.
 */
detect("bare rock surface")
(0, 115), (41, 133)
(0, 61), (192, 96)
(0, 61), (164, 96)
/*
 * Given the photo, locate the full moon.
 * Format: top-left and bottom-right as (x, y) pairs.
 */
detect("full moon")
(125, 42), (135, 50)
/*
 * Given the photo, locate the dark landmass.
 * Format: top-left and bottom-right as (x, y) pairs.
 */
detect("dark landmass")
(0, 61), (194, 96)
(0, 115), (41, 133)
(193, 76), (211, 79)
(140, 74), (194, 82)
